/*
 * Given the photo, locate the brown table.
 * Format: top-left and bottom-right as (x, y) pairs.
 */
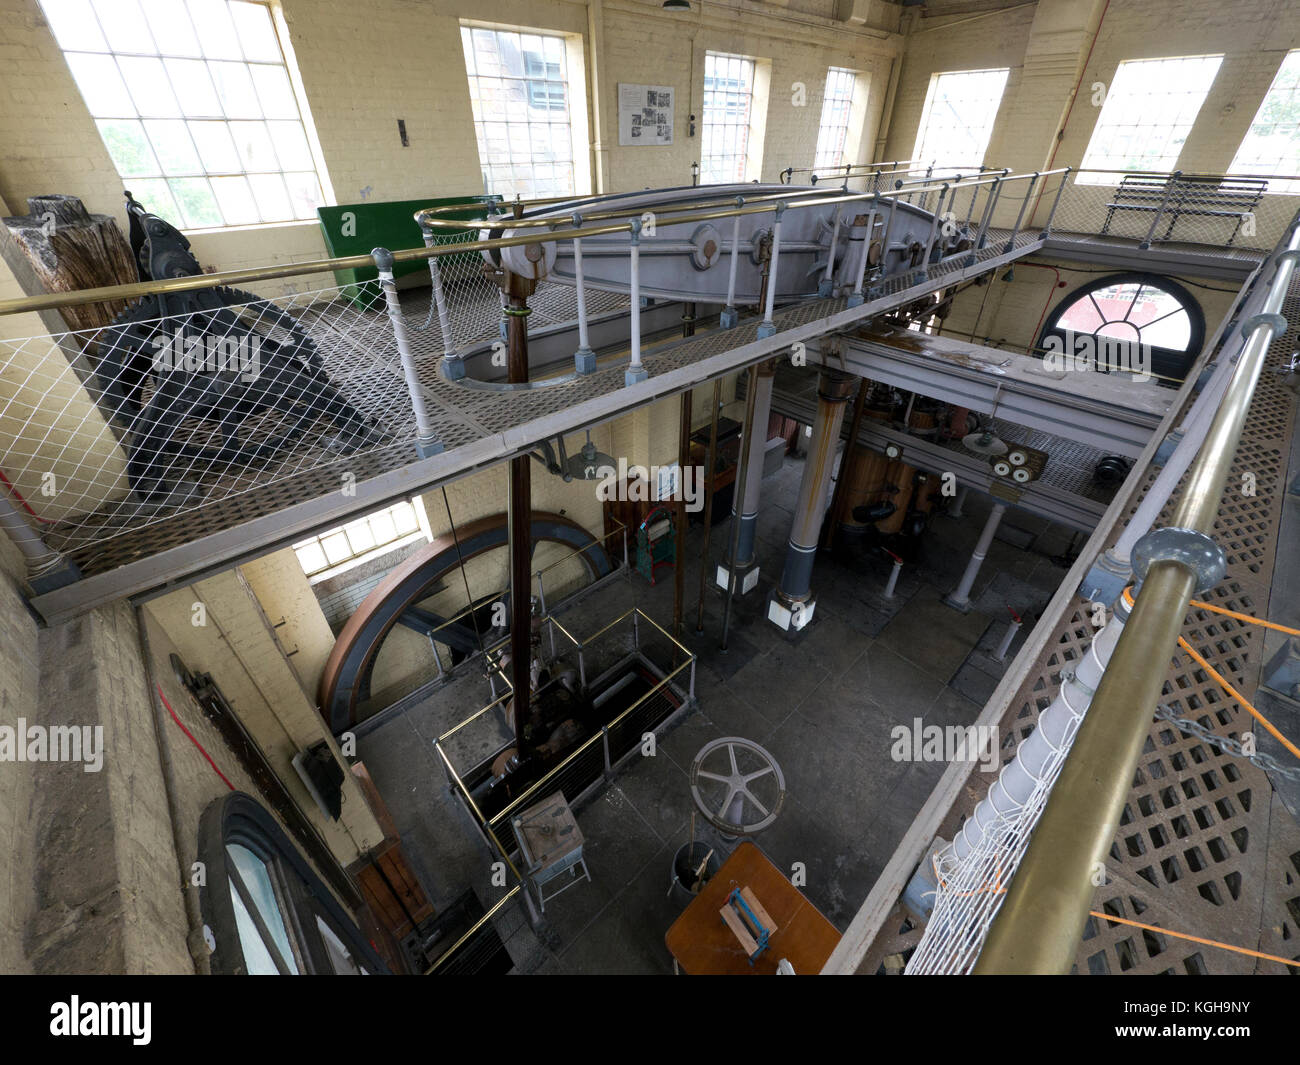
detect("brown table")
(664, 842), (841, 975)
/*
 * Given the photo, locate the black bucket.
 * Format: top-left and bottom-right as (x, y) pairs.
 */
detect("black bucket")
(670, 842), (720, 904)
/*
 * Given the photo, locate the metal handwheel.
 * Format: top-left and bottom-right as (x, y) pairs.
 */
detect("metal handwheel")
(689, 737), (786, 835)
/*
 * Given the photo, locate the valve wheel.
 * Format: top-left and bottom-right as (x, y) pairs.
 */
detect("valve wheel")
(689, 737), (786, 835)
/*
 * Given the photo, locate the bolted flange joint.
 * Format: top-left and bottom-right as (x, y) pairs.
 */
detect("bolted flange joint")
(1130, 526), (1226, 593)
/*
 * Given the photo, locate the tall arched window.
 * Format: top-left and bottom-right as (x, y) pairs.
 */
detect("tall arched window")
(1040, 273), (1205, 385)
(198, 792), (387, 975)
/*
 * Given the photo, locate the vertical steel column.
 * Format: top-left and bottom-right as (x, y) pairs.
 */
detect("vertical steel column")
(771, 372), (855, 628)
(943, 500), (1007, 611)
(720, 198), (744, 329)
(572, 220), (596, 373)
(725, 360), (776, 577)
(822, 376), (870, 549)
(373, 247), (442, 458)
(720, 365), (761, 651)
(694, 379), (722, 634)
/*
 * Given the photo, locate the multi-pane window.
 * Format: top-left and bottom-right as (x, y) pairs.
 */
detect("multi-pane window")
(1078, 55), (1223, 182)
(1229, 50), (1300, 193)
(701, 53), (757, 184)
(293, 499), (429, 579)
(813, 67), (857, 173)
(461, 26), (577, 198)
(39, 0), (326, 229)
(912, 68), (1010, 172)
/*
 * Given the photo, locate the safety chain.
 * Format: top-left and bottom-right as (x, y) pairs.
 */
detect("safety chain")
(1154, 704), (1300, 782)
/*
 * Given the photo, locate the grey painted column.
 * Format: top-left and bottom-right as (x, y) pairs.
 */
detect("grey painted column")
(943, 499), (1007, 613)
(717, 359), (776, 596)
(769, 371), (855, 631)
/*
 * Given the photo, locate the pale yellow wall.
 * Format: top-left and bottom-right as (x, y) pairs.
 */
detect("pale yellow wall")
(145, 570), (384, 865)
(240, 547), (338, 702)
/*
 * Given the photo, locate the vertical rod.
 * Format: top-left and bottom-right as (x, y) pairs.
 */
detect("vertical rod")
(695, 378), (723, 634)
(626, 219), (646, 384)
(1141, 170), (1180, 249)
(994, 617), (1022, 661)
(505, 274), (534, 755)
(974, 170), (1008, 250)
(720, 365), (761, 651)
(883, 557), (903, 599)
(427, 256), (455, 356)
(849, 197), (878, 305)
(722, 201), (743, 327)
(1004, 174), (1039, 253)
(572, 227), (595, 372)
(944, 500), (1006, 611)
(373, 248), (440, 456)
(822, 203), (843, 293)
(673, 387), (693, 645)
(1040, 166), (1071, 237)
(758, 204), (784, 337)
(921, 183), (950, 270)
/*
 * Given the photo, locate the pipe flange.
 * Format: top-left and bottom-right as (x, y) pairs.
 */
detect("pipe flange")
(1241, 312), (1287, 339)
(1130, 526), (1226, 592)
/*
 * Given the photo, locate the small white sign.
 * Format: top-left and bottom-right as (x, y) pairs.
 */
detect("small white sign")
(619, 83), (674, 146)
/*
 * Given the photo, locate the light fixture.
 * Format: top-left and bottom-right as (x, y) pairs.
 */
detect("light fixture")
(563, 430), (617, 481)
(663, 0), (690, 8)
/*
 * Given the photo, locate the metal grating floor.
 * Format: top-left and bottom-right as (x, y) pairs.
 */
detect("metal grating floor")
(40, 231), (1045, 586)
(860, 278), (1300, 975)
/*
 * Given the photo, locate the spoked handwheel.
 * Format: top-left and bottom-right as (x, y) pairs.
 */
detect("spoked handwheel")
(689, 737), (786, 835)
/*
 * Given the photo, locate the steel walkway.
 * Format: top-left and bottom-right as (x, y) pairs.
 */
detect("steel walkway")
(30, 231), (1045, 624)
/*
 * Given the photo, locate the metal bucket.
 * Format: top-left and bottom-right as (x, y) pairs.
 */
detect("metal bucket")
(669, 841), (720, 905)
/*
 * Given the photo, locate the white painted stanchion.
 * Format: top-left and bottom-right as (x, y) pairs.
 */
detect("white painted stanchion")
(626, 218), (646, 385)
(572, 224), (595, 373)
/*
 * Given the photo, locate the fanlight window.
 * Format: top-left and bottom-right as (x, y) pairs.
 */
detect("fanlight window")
(1041, 274), (1204, 385)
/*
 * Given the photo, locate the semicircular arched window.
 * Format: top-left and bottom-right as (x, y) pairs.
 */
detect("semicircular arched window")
(1040, 273), (1206, 386)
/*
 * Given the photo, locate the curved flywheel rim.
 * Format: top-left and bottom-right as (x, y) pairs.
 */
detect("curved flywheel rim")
(689, 736), (786, 835)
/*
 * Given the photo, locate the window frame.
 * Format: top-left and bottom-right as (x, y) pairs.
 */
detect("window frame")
(198, 791), (388, 975)
(1077, 55), (1225, 183)
(813, 67), (858, 173)
(912, 67), (1010, 173)
(460, 22), (586, 199)
(39, 0), (332, 232)
(701, 51), (759, 184)
(1039, 272), (1205, 386)
(293, 498), (433, 582)
(1228, 50), (1300, 194)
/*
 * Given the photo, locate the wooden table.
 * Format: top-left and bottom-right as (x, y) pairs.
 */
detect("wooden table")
(664, 842), (841, 975)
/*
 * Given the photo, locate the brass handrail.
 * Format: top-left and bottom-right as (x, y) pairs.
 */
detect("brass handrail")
(424, 884), (522, 975)
(974, 214), (1300, 973)
(0, 168), (1061, 318)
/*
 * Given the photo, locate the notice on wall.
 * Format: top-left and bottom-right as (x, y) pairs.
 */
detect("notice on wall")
(618, 83), (674, 146)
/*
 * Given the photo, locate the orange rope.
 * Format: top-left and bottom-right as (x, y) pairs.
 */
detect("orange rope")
(1087, 911), (1300, 970)
(1176, 637), (1300, 761)
(1118, 586), (1300, 761)
(1188, 597), (1300, 637)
